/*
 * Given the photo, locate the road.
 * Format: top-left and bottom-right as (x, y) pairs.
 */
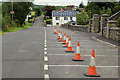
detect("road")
(2, 16), (119, 80)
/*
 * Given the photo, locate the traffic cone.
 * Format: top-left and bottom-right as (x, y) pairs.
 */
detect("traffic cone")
(72, 41), (83, 61)
(57, 30), (60, 40)
(63, 35), (69, 47)
(65, 37), (74, 53)
(84, 49), (100, 77)
(54, 27), (57, 34)
(62, 33), (66, 44)
(59, 32), (63, 42)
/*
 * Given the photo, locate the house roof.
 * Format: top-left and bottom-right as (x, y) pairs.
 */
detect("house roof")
(52, 11), (77, 17)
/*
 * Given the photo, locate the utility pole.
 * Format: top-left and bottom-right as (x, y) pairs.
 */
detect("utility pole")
(11, 0), (14, 21)
(10, 0), (14, 21)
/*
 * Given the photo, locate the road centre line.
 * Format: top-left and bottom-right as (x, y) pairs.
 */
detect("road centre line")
(44, 65), (48, 70)
(44, 56), (48, 61)
(44, 74), (49, 78)
(45, 43), (47, 45)
(44, 51), (47, 54)
(48, 65), (120, 68)
(44, 44), (47, 47)
(44, 48), (47, 50)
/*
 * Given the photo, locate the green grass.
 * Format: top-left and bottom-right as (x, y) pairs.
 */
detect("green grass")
(5, 22), (32, 33)
(45, 19), (52, 21)
(0, 30), (5, 36)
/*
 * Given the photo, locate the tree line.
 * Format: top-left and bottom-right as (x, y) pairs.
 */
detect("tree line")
(2, 2), (33, 31)
(76, 2), (120, 25)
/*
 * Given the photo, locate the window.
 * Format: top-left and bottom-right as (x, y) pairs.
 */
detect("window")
(56, 17), (60, 20)
(64, 17), (68, 20)
(56, 23), (59, 25)
(70, 17), (72, 20)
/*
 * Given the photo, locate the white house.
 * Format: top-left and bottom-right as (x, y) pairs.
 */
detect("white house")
(52, 11), (77, 26)
(25, 12), (31, 21)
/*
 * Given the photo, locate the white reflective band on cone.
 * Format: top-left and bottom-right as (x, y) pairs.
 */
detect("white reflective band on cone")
(58, 33), (59, 36)
(66, 38), (69, 42)
(68, 41), (72, 47)
(76, 46), (80, 53)
(89, 56), (96, 66)
(64, 35), (66, 40)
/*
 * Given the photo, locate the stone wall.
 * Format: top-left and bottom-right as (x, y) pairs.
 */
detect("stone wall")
(62, 24), (89, 32)
(103, 27), (120, 41)
(109, 27), (120, 41)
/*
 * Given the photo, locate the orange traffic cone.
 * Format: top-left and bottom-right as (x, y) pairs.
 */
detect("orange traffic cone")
(54, 27), (57, 34)
(84, 49), (100, 77)
(63, 35), (69, 47)
(59, 32), (63, 42)
(65, 37), (74, 53)
(62, 33), (66, 44)
(57, 30), (60, 40)
(72, 41), (83, 61)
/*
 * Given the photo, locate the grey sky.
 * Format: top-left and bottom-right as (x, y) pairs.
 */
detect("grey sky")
(33, 0), (88, 6)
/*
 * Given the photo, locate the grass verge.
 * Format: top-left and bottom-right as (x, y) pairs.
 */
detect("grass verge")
(4, 21), (31, 33)
(0, 30), (4, 36)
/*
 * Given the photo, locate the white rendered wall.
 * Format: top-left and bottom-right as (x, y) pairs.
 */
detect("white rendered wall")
(52, 17), (76, 26)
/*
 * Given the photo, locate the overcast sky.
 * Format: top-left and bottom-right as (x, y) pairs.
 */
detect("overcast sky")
(33, 0), (88, 6)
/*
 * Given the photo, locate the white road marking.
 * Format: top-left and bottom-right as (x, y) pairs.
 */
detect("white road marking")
(44, 65), (48, 70)
(44, 74), (49, 78)
(47, 54), (118, 56)
(44, 51), (47, 54)
(45, 40), (47, 43)
(44, 48), (47, 51)
(44, 45), (47, 47)
(44, 56), (48, 61)
(45, 43), (47, 45)
(48, 48), (118, 51)
(92, 37), (120, 48)
(48, 65), (120, 67)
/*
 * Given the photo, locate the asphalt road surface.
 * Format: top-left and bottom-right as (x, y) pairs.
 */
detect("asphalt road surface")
(2, 16), (119, 80)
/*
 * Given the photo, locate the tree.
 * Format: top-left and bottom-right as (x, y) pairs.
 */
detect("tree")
(85, 2), (120, 15)
(2, 2), (33, 26)
(34, 8), (41, 17)
(76, 10), (89, 25)
(13, 2), (33, 25)
(79, 1), (84, 8)
(106, 7), (112, 16)
(2, 13), (11, 31)
(117, 17), (120, 27)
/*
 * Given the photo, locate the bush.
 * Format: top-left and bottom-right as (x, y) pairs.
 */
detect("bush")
(117, 17), (120, 27)
(2, 13), (11, 31)
(76, 10), (89, 25)
(45, 19), (52, 24)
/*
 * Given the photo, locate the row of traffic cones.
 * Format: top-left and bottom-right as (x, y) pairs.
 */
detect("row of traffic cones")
(53, 27), (100, 77)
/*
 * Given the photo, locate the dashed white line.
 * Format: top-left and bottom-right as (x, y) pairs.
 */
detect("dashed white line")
(45, 43), (47, 45)
(44, 48), (47, 51)
(44, 51), (48, 54)
(44, 44), (47, 47)
(44, 56), (48, 61)
(44, 74), (49, 78)
(45, 40), (47, 43)
(44, 65), (49, 70)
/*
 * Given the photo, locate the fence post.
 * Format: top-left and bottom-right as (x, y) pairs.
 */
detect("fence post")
(92, 14), (100, 33)
(101, 14), (109, 35)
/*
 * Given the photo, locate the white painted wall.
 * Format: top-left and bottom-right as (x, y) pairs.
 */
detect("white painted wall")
(52, 17), (76, 26)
